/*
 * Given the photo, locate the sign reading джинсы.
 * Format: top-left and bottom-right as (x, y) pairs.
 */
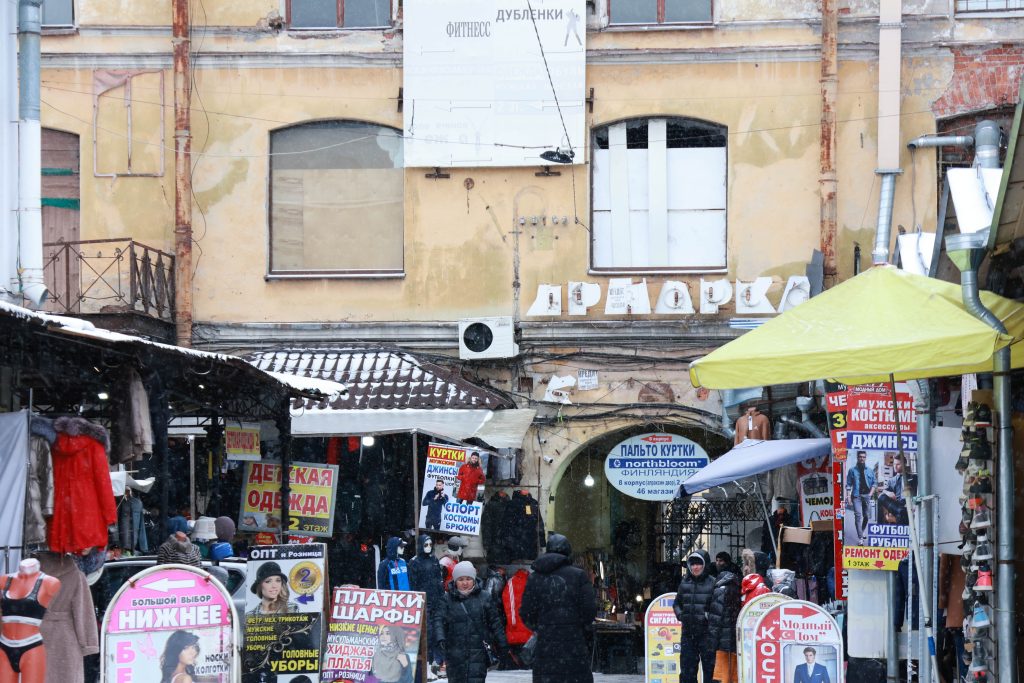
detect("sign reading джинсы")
(604, 433), (708, 501)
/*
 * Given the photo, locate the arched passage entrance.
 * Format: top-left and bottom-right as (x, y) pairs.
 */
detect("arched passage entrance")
(549, 423), (732, 609)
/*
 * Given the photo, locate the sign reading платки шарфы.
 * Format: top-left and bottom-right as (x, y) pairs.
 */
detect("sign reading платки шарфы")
(605, 433), (709, 501)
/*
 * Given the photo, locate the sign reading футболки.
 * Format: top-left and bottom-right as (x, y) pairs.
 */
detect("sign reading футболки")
(605, 433), (709, 501)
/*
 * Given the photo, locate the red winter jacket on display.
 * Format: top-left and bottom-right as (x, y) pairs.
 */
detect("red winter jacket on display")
(456, 462), (485, 501)
(48, 418), (117, 554)
(503, 569), (533, 645)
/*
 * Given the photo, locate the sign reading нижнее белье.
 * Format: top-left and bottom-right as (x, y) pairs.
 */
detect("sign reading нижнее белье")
(403, 0), (586, 167)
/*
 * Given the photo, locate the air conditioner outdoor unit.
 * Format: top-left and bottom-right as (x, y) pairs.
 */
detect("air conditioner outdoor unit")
(458, 317), (519, 360)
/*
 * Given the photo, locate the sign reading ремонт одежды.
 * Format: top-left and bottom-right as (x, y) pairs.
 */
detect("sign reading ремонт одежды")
(604, 433), (709, 501)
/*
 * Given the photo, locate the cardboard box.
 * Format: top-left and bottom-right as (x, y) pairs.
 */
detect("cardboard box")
(780, 525), (813, 545)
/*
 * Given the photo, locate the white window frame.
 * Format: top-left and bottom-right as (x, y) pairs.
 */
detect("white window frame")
(954, 0), (1024, 12)
(590, 117), (728, 274)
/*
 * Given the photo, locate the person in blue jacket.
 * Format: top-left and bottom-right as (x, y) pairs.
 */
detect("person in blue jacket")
(378, 537), (410, 591)
(422, 479), (449, 530)
(793, 647), (831, 683)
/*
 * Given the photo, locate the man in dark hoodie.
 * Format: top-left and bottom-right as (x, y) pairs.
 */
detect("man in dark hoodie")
(409, 534), (445, 675)
(673, 550), (716, 683)
(519, 533), (596, 683)
(377, 537), (410, 591)
(707, 566), (741, 683)
(422, 479), (449, 530)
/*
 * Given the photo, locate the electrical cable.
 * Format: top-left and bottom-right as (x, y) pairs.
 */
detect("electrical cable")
(525, 0), (574, 155)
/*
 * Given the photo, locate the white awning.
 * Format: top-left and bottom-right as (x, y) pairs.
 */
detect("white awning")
(289, 407), (537, 450)
(681, 438), (831, 495)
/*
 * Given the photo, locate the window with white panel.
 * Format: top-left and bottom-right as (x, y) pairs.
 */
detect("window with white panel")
(591, 117), (727, 272)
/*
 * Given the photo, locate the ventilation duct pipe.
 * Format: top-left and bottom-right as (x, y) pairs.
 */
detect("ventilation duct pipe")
(973, 120), (1001, 169)
(872, 173), (898, 265)
(16, 0), (48, 307)
(906, 134), (973, 150)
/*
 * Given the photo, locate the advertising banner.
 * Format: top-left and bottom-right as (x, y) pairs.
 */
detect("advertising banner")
(226, 423), (262, 461)
(240, 461), (339, 537)
(736, 593), (790, 683)
(403, 0), (586, 168)
(752, 601), (843, 683)
(417, 443), (485, 535)
(841, 383), (917, 571)
(322, 587), (426, 683)
(823, 382), (848, 600)
(101, 564), (238, 683)
(796, 456), (832, 527)
(644, 593), (682, 683)
(243, 544), (328, 682)
(604, 433), (709, 501)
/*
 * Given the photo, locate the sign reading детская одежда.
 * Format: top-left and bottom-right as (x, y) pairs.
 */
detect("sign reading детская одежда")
(604, 433), (709, 501)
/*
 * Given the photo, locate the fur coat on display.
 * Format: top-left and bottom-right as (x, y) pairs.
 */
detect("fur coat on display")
(48, 418), (117, 554)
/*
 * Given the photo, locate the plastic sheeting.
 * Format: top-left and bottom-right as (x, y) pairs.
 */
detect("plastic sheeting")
(0, 410), (29, 571)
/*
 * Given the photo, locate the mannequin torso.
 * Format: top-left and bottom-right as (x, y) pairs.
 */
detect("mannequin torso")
(734, 407), (771, 444)
(0, 559), (60, 683)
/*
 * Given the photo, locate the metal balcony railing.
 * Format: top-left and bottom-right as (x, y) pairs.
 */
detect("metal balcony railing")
(42, 238), (175, 322)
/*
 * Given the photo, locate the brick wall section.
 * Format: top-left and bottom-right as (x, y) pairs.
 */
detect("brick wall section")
(933, 45), (1024, 118)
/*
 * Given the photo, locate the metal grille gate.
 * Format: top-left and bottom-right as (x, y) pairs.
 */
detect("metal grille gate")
(656, 498), (767, 564)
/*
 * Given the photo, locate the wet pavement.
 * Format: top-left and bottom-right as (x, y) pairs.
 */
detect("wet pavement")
(485, 672), (642, 683)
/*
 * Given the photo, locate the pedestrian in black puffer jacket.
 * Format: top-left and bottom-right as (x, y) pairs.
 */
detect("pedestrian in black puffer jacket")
(519, 533), (597, 683)
(706, 571), (741, 683)
(672, 551), (716, 683)
(434, 561), (508, 683)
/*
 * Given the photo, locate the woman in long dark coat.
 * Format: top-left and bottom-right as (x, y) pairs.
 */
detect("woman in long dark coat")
(433, 561), (508, 683)
(519, 533), (597, 683)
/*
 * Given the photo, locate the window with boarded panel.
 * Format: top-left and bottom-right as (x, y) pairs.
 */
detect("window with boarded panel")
(41, 128), (81, 312)
(269, 121), (404, 276)
(591, 117), (727, 272)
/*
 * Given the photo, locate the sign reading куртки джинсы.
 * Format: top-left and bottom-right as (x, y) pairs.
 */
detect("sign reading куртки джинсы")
(604, 433), (709, 501)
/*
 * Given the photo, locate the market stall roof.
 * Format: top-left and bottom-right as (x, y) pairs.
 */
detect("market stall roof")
(0, 301), (344, 418)
(688, 265), (1024, 390)
(681, 438), (831, 495)
(247, 348), (536, 449)
(988, 78), (1024, 254)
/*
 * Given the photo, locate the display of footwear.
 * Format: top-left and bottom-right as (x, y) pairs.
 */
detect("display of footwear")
(969, 640), (990, 671)
(972, 670), (988, 683)
(974, 404), (992, 427)
(974, 535), (993, 561)
(971, 508), (992, 529)
(964, 402), (978, 427)
(966, 495), (985, 511)
(972, 602), (992, 629)
(962, 540), (976, 558)
(974, 566), (993, 592)
(969, 439), (992, 461)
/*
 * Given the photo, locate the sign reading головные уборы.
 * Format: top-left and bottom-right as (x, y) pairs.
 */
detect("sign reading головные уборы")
(604, 433), (708, 501)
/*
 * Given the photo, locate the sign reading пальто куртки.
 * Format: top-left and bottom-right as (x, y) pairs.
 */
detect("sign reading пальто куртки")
(604, 433), (709, 501)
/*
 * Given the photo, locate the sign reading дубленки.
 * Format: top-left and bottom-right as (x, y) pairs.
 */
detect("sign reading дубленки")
(604, 433), (709, 501)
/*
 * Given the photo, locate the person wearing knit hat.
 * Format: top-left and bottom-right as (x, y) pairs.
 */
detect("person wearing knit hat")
(434, 560), (508, 683)
(209, 517), (236, 561)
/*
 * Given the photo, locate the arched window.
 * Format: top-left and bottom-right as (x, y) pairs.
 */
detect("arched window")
(591, 117), (727, 271)
(269, 121), (404, 276)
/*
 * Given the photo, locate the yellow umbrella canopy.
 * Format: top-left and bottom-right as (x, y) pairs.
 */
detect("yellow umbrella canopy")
(689, 265), (1024, 390)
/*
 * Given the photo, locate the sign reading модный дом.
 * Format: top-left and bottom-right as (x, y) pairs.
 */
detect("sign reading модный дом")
(604, 433), (709, 501)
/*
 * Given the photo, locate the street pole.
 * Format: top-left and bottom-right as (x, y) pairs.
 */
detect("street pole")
(172, 0), (193, 346)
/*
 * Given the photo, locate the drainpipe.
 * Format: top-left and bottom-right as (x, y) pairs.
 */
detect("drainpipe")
(972, 120), (1001, 169)
(818, 0), (838, 286)
(946, 231), (1014, 683)
(16, 0), (48, 308)
(872, 0), (903, 267)
(172, 0), (193, 346)
(1, 1), (17, 302)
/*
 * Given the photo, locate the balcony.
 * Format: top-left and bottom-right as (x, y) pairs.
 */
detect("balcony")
(42, 238), (176, 341)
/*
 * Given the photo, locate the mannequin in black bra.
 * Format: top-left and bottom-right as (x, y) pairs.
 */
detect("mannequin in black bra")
(0, 559), (60, 683)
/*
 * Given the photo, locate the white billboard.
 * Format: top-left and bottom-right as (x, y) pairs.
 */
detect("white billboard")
(403, 0), (586, 167)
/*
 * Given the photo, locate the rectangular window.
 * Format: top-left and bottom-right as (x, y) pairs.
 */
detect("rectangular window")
(42, 0), (74, 27)
(955, 0), (1024, 10)
(609, 0), (711, 25)
(269, 121), (404, 276)
(289, 0), (391, 28)
(591, 118), (727, 272)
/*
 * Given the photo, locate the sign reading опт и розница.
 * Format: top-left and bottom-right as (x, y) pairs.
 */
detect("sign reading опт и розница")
(604, 433), (709, 501)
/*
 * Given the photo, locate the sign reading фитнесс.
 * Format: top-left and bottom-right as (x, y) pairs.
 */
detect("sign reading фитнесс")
(605, 433), (709, 501)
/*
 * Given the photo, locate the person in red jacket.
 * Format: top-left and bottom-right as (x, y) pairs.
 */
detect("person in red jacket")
(502, 569), (533, 648)
(455, 452), (486, 505)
